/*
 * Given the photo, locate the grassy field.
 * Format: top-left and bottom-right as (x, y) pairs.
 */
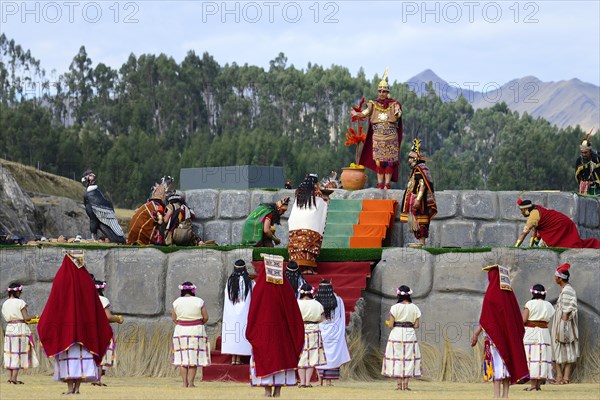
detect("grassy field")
(0, 374), (598, 399)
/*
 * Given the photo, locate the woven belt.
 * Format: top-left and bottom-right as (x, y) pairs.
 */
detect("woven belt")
(394, 322), (414, 328)
(304, 321), (320, 325)
(525, 321), (548, 328)
(176, 319), (204, 326)
(7, 320), (25, 324)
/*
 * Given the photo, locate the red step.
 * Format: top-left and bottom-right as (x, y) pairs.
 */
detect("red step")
(205, 260), (373, 382)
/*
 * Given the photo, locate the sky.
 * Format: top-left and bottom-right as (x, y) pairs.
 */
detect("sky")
(2, 0), (599, 88)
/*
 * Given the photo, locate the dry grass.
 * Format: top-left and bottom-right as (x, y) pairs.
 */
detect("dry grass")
(0, 375), (599, 400)
(1, 159), (82, 201)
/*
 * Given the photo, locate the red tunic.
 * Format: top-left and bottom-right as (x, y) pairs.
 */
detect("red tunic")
(535, 206), (600, 248)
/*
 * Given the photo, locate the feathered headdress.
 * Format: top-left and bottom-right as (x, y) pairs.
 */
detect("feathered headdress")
(581, 128), (594, 150)
(409, 138), (421, 159)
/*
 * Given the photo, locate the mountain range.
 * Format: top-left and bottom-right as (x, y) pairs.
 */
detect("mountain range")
(406, 69), (599, 131)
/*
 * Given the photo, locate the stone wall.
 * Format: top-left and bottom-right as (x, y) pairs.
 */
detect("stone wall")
(1, 246), (598, 354)
(185, 189), (600, 247)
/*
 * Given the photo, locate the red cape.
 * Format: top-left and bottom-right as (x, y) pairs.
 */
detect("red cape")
(37, 255), (113, 365)
(359, 98), (403, 182)
(535, 206), (600, 248)
(480, 267), (529, 384)
(245, 267), (304, 377)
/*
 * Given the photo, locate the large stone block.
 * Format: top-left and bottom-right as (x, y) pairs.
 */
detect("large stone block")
(222, 249), (255, 276)
(498, 191), (546, 221)
(547, 192), (578, 220)
(219, 191), (250, 219)
(384, 189), (402, 202)
(432, 251), (491, 294)
(328, 189), (349, 200)
(414, 292), (483, 350)
(391, 223), (403, 247)
(400, 220), (440, 247)
(185, 190), (218, 220)
(0, 249), (36, 293)
(203, 221), (231, 246)
(32, 246), (69, 282)
(250, 190), (277, 211)
(579, 197), (600, 228)
(231, 220), (246, 245)
(165, 250), (227, 324)
(347, 188), (385, 200)
(106, 248), (167, 316)
(478, 222), (518, 247)
(363, 291), (383, 349)
(461, 191), (498, 220)
(434, 191), (459, 219)
(23, 282), (52, 316)
(438, 221), (477, 247)
(559, 249), (600, 315)
(369, 248), (433, 299)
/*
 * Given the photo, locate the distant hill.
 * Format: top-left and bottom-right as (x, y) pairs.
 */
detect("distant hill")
(406, 69), (599, 130)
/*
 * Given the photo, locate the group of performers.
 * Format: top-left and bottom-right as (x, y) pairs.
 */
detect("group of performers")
(221, 258), (350, 397)
(0, 251), (585, 397)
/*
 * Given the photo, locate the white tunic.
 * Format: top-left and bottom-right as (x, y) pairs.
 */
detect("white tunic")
(317, 294), (351, 370)
(288, 197), (328, 234)
(221, 278), (254, 356)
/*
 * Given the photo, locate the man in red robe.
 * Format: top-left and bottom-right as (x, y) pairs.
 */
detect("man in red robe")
(471, 264), (529, 398)
(246, 257), (304, 397)
(515, 199), (600, 248)
(37, 251), (113, 395)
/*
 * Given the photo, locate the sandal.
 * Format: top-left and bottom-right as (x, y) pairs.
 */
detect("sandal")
(15, 380), (24, 384)
(523, 387), (537, 391)
(7, 380), (16, 384)
(561, 379), (570, 385)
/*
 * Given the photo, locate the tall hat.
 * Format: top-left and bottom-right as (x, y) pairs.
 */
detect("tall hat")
(580, 129), (593, 151)
(409, 138), (421, 159)
(378, 67), (390, 92)
(555, 263), (571, 280)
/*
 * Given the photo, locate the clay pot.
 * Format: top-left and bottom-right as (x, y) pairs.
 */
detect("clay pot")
(340, 167), (367, 190)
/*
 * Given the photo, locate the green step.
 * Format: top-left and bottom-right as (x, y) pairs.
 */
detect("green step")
(328, 199), (363, 212)
(327, 211), (359, 224)
(324, 223), (354, 236)
(322, 236), (350, 248)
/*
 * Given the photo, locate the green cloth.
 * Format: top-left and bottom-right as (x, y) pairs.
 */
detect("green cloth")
(241, 204), (275, 245)
(328, 199), (363, 212)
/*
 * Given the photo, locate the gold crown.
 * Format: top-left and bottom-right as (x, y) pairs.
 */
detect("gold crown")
(378, 67), (389, 91)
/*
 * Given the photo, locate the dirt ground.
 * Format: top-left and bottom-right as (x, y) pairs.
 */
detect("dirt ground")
(0, 374), (598, 400)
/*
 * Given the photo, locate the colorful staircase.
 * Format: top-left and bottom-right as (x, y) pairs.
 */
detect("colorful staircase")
(203, 260), (373, 382)
(323, 199), (398, 248)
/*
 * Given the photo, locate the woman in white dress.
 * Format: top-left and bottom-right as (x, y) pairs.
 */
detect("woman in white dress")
(172, 281), (210, 388)
(221, 259), (254, 365)
(93, 280), (124, 386)
(382, 285), (421, 391)
(2, 283), (39, 384)
(315, 280), (351, 385)
(297, 282), (327, 387)
(522, 283), (554, 391)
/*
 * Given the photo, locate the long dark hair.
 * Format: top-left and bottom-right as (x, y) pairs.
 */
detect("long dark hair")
(295, 175), (318, 209)
(315, 280), (338, 319)
(227, 261), (253, 303)
(298, 282), (314, 299)
(285, 261), (305, 294)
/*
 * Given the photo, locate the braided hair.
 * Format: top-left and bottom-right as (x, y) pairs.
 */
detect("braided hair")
(295, 175), (318, 209)
(227, 260), (253, 303)
(315, 280), (338, 320)
(285, 261), (306, 294)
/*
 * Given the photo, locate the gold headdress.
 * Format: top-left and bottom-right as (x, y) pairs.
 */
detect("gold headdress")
(580, 128), (593, 151)
(409, 138), (421, 159)
(378, 67), (390, 92)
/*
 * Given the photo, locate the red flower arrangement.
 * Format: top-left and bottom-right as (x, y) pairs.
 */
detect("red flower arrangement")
(345, 97), (367, 168)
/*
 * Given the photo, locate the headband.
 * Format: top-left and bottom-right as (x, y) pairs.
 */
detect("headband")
(298, 287), (315, 295)
(554, 270), (569, 280)
(179, 284), (197, 294)
(530, 287), (546, 295)
(396, 288), (413, 296)
(95, 282), (107, 290)
(7, 285), (23, 292)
